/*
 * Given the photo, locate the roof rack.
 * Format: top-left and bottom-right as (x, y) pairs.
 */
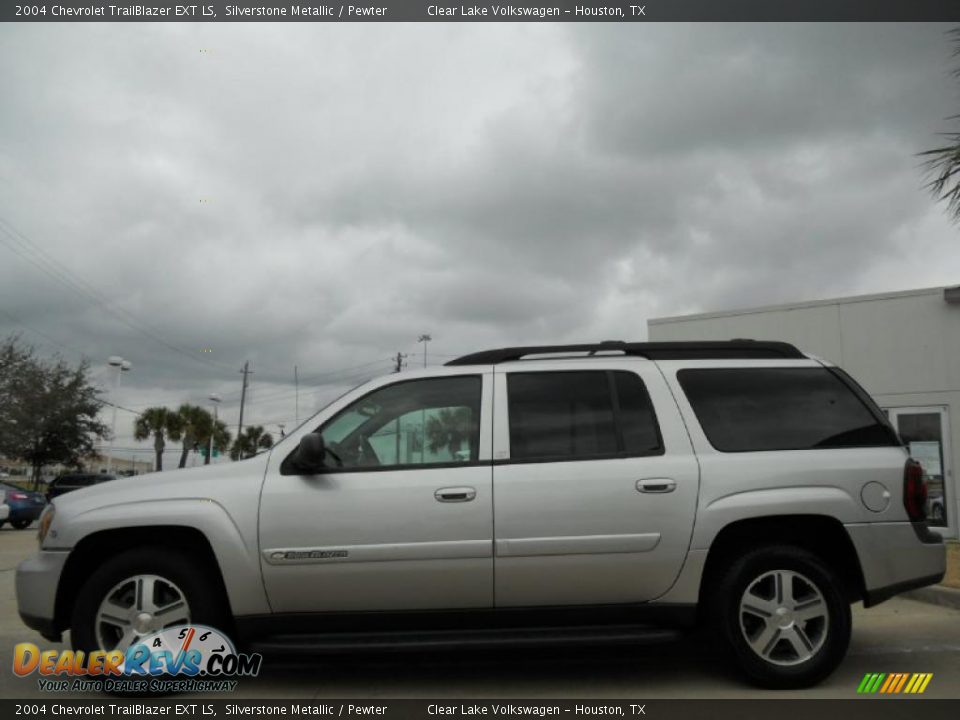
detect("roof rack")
(444, 340), (804, 366)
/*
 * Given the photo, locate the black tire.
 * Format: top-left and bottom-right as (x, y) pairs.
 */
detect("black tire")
(70, 546), (225, 654)
(11, 519), (31, 530)
(710, 545), (851, 689)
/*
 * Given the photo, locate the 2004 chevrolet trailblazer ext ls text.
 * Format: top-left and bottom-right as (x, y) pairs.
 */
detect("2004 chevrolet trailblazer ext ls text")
(17, 341), (946, 687)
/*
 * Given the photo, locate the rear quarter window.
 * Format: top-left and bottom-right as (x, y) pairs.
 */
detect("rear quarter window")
(677, 367), (899, 452)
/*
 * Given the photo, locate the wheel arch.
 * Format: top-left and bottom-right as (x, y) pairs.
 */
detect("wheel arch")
(697, 514), (866, 619)
(53, 525), (234, 636)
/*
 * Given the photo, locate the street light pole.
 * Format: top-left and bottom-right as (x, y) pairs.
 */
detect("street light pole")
(105, 356), (131, 475)
(208, 393), (221, 465)
(416, 334), (432, 463)
(418, 334), (432, 368)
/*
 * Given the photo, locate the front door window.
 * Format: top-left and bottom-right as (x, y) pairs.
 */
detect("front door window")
(318, 376), (482, 470)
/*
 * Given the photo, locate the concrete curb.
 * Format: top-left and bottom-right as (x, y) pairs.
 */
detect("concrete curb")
(903, 585), (960, 611)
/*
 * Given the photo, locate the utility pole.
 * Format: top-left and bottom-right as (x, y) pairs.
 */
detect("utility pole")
(418, 334), (432, 368)
(393, 352), (407, 372)
(237, 361), (251, 442)
(294, 365), (299, 426)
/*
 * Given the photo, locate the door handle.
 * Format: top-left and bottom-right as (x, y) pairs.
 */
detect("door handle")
(636, 478), (676, 494)
(435, 486), (477, 503)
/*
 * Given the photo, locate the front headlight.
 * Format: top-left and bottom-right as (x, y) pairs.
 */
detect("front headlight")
(37, 504), (55, 545)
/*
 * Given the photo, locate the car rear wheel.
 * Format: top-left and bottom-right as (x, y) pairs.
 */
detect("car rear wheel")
(71, 547), (225, 654)
(11, 519), (32, 530)
(712, 545), (851, 688)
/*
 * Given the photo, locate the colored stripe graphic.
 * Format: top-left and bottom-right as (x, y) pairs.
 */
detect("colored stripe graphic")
(894, 673), (909, 693)
(858, 673), (932, 694)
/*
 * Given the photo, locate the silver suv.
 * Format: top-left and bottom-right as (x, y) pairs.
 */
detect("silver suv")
(17, 341), (946, 688)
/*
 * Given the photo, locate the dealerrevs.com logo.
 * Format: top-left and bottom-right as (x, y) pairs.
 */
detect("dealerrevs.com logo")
(13, 625), (262, 693)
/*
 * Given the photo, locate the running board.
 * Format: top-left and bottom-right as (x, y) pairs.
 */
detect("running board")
(250, 624), (683, 654)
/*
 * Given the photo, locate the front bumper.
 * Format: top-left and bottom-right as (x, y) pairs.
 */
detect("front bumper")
(845, 521), (946, 607)
(16, 550), (69, 642)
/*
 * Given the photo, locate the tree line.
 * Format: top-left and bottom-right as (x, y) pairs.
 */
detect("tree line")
(0, 335), (276, 484)
(133, 407), (274, 471)
(0, 335), (107, 488)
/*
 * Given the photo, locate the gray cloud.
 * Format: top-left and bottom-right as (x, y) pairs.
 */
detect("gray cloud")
(1, 22), (959, 461)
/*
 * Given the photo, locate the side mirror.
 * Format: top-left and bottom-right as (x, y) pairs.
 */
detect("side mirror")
(296, 433), (327, 473)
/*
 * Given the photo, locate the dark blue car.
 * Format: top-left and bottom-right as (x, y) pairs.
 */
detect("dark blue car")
(0, 482), (46, 530)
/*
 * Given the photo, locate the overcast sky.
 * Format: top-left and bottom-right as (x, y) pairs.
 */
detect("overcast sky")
(1, 23), (959, 462)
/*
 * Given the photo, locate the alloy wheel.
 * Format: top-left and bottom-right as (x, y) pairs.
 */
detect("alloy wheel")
(95, 574), (191, 651)
(738, 569), (829, 666)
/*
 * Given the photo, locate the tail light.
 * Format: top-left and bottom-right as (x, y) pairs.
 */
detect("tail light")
(8, 492), (27, 501)
(903, 459), (928, 522)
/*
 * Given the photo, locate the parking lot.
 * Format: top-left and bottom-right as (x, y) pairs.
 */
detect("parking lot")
(0, 524), (958, 700)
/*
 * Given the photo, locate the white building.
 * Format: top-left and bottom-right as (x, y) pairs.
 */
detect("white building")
(648, 285), (960, 539)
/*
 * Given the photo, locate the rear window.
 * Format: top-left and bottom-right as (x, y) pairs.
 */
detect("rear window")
(677, 367), (899, 452)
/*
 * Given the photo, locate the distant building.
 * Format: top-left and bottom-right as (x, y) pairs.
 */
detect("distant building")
(648, 284), (960, 540)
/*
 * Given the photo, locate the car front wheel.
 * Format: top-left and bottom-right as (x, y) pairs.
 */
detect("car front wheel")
(712, 545), (851, 688)
(71, 547), (224, 654)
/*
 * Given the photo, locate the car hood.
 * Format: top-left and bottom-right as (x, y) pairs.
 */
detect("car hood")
(50, 454), (272, 519)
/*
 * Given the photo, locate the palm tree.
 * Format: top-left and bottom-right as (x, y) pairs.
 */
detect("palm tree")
(174, 404), (214, 469)
(197, 419), (232, 465)
(133, 407), (183, 472)
(425, 407), (474, 460)
(922, 28), (960, 223)
(230, 425), (274, 461)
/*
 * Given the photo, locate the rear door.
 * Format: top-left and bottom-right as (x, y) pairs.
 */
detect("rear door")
(491, 359), (699, 607)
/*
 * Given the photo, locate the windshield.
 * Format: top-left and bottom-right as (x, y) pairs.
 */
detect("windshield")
(268, 379), (372, 449)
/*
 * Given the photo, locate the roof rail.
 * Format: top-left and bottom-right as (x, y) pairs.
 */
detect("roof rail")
(444, 340), (804, 366)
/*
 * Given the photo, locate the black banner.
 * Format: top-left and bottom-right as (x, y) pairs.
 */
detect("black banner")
(1, 700), (959, 719)
(3, 0), (960, 23)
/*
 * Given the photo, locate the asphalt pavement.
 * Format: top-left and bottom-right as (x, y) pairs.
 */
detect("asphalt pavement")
(1, 523), (958, 700)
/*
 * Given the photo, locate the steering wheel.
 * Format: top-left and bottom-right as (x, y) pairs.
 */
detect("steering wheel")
(358, 436), (380, 467)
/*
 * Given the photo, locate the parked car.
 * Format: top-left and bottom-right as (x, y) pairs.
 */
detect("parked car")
(16, 341), (946, 688)
(927, 492), (946, 525)
(45, 473), (116, 502)
(0, 482), (46, 530)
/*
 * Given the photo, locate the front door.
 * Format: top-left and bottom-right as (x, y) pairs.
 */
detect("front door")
(491, 360), (699, 607)
(886, 406), (953, 535)
(260, 372), (494, 613)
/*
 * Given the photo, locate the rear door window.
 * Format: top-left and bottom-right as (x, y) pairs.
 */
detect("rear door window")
(677, 367), (899, 452)
(507, 371), (663, 461)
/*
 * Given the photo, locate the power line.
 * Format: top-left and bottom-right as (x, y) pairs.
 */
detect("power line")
(100, 400), (141, 416)
(215, 357), (394, 402)
(0, 306), (89, 358)
(0, 216), (240, 374)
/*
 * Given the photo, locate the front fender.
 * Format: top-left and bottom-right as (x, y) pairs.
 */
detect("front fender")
(55, 498), (270, 616)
